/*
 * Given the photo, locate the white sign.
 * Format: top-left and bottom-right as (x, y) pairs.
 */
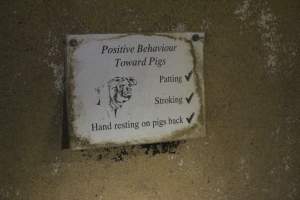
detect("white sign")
(66, 33), (205, 149)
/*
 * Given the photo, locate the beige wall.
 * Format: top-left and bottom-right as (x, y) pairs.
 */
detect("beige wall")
(0, 0), (299, 199)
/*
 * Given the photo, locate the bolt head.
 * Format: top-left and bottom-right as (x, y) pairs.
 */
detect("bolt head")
(69, 39), (78, 47)
(192, 34), (200, 41)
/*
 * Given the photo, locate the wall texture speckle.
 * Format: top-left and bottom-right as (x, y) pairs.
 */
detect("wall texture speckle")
(0, 0), (299, 199)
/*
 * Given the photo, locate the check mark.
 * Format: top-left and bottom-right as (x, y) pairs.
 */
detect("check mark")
(185, 70), (193, 81)
(186, 92), (194, 104)
(186, 112), (195, 124)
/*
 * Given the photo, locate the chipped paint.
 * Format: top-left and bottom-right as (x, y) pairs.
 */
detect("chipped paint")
(172, 23), (186, 32)
(234, 0), (281, 75)
(49, 62), (64, 94)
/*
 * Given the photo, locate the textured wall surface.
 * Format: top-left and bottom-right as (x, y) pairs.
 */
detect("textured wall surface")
(0, 0), (299, 199)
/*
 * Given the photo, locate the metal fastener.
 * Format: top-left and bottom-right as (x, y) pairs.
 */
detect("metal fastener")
(192, 34), (200, 41)
(69, 39), (78, 47)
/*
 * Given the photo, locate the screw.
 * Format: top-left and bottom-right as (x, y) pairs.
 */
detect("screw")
(69, 39), (78, 47)
(192, 34), (200, 41)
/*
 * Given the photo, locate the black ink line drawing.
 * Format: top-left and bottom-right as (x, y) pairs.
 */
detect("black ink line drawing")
(95, 87), (101, 105)
(107, 77), (137, 117)
(94, 77), (137, 117)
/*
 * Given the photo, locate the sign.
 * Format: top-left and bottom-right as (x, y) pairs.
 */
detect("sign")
(66, 33), (205, 149)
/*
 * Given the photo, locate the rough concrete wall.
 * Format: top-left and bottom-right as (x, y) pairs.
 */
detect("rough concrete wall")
(0, 0), (299, 199)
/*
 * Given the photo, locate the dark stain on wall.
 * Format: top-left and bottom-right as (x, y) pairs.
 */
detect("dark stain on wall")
(80, 141), (184, 162)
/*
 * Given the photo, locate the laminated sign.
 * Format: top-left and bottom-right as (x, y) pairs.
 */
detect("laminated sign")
(66, 33), (205, 149)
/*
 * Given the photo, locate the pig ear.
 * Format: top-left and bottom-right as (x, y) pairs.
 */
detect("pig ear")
(128, 77), (137, 86)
